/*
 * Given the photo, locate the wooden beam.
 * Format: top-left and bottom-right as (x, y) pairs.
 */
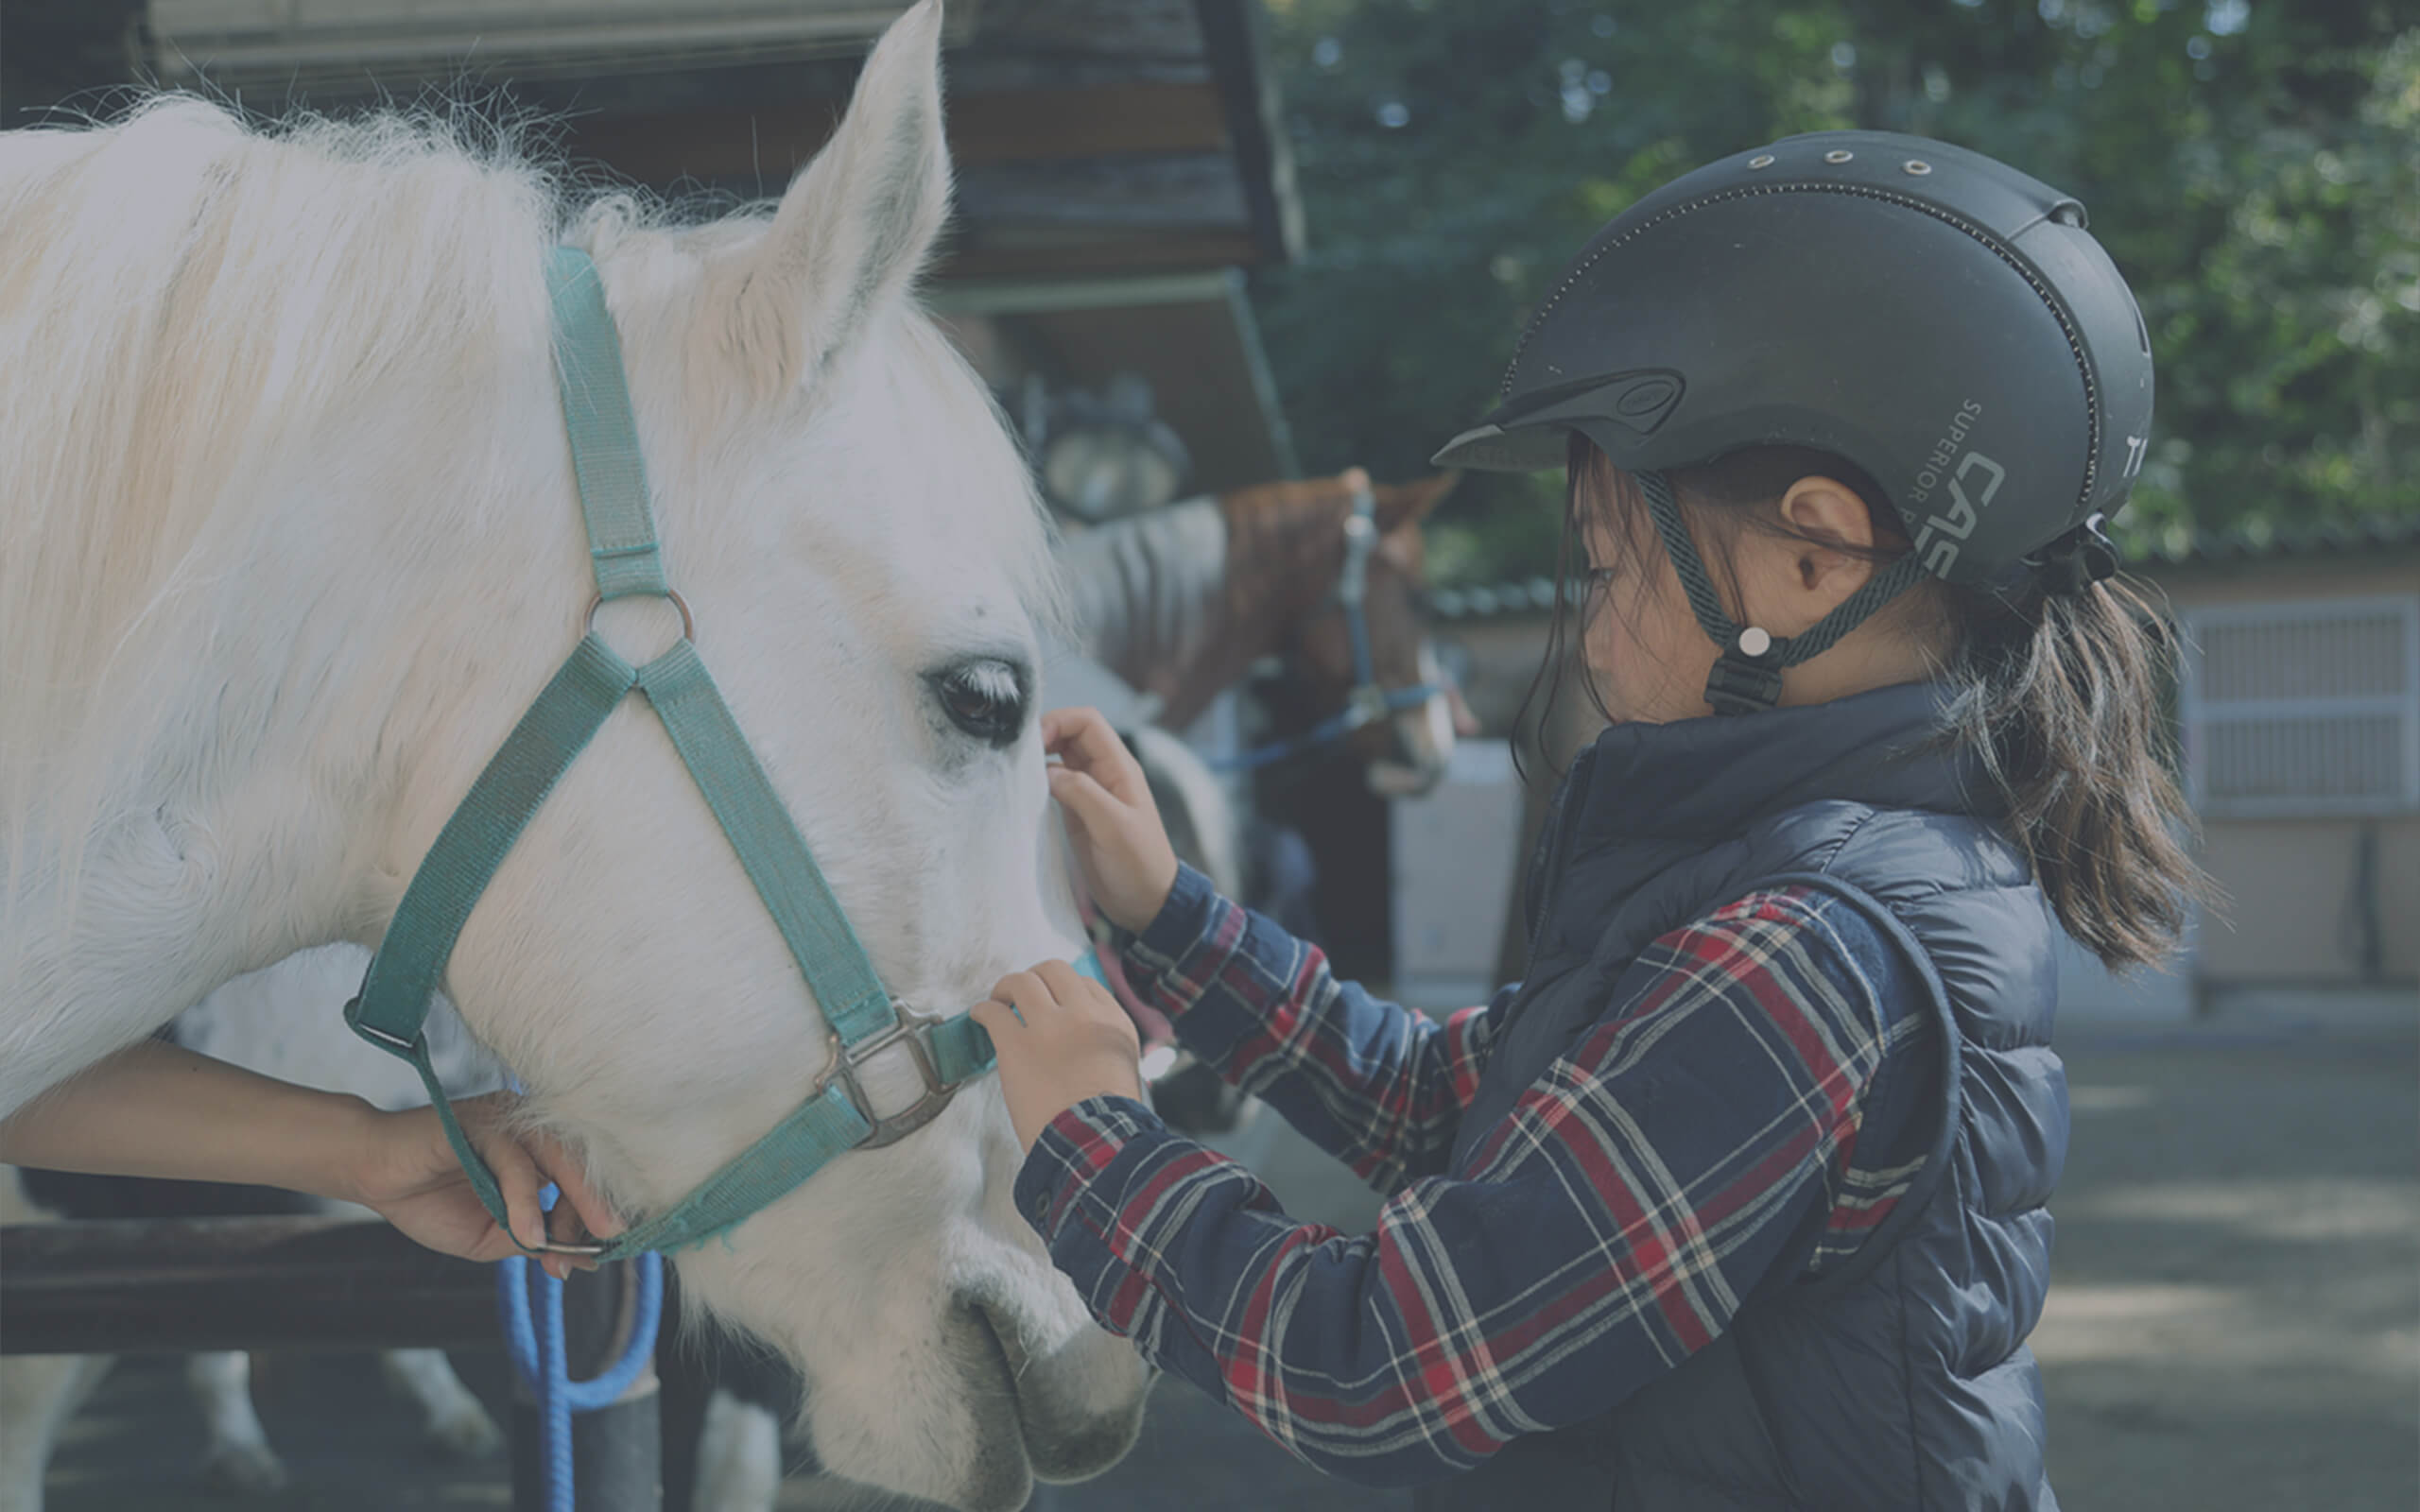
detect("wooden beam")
(970, 0), (1209, 58)
(1195, 0), (1304, 264)
(936, 232), (1263, 281)
(563, 80), (1230, 188)
(956, 152), (1246, 228)
(1, 1216), (497, 1355)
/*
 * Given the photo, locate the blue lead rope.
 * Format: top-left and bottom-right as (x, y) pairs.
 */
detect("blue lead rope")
(497, 1189), (665, 1512)
(1212, 682), (1442, 772)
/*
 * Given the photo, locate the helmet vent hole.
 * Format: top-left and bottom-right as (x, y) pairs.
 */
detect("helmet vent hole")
(1902, 159), (1932, 176)
(1824, 149), (1855, 163)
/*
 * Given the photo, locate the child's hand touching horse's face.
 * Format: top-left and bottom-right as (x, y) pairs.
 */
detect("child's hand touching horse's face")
(970, 959), (1143, 1152)
(1042, 706), (1180, 933)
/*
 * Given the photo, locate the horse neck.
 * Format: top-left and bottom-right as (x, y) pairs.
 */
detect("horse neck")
(0, 344), (573, 1123)
(1152, 487), (1355, 730)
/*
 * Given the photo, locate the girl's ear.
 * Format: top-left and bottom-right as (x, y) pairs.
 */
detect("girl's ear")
(1775, 476), (1880, 595)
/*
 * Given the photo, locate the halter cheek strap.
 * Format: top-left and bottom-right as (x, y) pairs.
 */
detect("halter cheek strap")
(1215, 485), (1443, 772)
(348, 248), (1065, 1261)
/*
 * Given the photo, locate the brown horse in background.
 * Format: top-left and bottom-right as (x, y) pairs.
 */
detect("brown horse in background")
(1067, 467), (1471, 797)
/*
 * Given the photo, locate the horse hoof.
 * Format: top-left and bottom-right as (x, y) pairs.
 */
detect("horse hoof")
(424, 1404), (505, 1461)
(197, 1440), (288, 1494)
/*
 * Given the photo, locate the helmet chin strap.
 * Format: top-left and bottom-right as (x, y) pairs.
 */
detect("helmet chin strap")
(1636, 470), (1928, 716)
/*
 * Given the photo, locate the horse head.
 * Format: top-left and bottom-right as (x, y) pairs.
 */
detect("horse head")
(0, 4), (1147, 1506)
(1222, 470), (1470, 797)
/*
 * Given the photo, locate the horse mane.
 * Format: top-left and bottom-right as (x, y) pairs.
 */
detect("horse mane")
(0, 94), (1060, 919)
(0, 99), (566, 863)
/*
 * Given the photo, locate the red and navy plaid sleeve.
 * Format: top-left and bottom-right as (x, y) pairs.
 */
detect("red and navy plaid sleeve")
(1009, 866), (1932, 1486)
(1112, 861), (1503, 1194)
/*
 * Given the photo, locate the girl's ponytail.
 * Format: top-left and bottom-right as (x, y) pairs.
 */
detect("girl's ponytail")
(1941, 576), (2213, 971)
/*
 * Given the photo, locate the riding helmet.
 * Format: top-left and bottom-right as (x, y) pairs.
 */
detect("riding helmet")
(1433, 129), (2153, 597)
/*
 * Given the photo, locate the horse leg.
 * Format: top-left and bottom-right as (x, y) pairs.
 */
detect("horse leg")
(1, 1167), (115, 1512)
(186, 1351), (288, 1492)
(0, 1353), (112, 1512)
(693, 1389), (785, 1512)
(378, 1349), (503, 1459)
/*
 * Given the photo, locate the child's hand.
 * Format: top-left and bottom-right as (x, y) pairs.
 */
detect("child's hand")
(1044, 707), (1180, 934)
(345, 1093), (624, 1279)
(969, 959), (1144, 1153)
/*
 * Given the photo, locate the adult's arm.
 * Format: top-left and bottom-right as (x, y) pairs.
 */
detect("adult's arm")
(0, 1038), (614, 1272)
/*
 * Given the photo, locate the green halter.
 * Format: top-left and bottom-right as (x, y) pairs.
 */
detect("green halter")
(346, 247), (1060, 1260)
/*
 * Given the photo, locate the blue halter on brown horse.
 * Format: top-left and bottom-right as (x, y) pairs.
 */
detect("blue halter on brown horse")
(1055, 466), (1470, 795)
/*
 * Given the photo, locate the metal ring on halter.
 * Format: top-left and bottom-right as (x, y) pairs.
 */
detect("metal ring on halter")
(583, 589), (694, 642)
(531, 1236), (611, 1258)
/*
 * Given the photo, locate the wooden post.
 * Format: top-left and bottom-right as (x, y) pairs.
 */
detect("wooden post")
(507, 1257), (663, 1512)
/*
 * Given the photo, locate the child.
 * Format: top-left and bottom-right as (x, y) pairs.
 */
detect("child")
(970, 129), (2201, 1509)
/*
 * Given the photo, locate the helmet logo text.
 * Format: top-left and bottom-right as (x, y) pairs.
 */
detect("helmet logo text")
(1911, 450), (2007, 576)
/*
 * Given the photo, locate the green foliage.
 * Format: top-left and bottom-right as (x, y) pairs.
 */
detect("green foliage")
(1252, 0), (2420, 584)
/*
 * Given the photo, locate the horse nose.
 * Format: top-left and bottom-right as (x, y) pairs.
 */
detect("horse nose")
(1367, 700), (1453, 799)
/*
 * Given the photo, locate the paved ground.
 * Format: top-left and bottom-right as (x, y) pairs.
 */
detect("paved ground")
(33, 1015), (2419, 1510)
(2034, 1022), (2419, 1512)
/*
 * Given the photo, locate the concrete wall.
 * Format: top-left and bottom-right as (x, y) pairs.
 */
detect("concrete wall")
(2191, 816), (2419, 983)
(1431, 558), (2420, 995)
(2152, 558), (2420, 987)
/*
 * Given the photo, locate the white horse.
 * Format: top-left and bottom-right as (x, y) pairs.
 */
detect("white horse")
(0, 3), (1150, 1507)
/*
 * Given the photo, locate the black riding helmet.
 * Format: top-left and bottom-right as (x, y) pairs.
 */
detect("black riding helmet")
(1433, 129), (2153, 713)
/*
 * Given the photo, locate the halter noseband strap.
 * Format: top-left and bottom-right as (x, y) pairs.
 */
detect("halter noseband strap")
(347, 248), (1043, 1260)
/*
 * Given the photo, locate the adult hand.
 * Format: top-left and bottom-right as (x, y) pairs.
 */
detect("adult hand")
(1044, 706), (1180, 935)
(344, 1093), (624, 1280)
(968, 959), (1144, 1153)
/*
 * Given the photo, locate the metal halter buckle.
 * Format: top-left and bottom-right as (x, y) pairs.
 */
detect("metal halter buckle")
(816, 1002), (959, 1148)
(1343, 683), (1392, 730)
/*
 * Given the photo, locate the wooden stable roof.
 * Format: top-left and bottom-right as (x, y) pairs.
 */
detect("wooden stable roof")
(1, 0), (1308, 491)
(2, 0), (1303, 284)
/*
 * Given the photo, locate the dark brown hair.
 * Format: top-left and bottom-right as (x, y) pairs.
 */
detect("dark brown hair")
(1516, 433), (2212, 971)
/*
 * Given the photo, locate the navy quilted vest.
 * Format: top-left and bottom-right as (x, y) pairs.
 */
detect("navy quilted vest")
(1414, 682), (2067, 1511)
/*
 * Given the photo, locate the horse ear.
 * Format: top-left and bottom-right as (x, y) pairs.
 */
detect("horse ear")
(735, 0), (952, 390)
(1374, 472), (1462, 533)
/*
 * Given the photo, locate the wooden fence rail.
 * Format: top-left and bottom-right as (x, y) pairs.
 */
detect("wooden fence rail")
(1, 1214), (495, 1355)
(2, 1214), (660, 1510)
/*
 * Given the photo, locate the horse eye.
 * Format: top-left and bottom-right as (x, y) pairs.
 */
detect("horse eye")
(931, 660), (1027, 747)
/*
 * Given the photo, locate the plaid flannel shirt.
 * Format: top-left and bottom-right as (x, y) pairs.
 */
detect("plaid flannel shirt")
(1011, 863), (1932, 1487)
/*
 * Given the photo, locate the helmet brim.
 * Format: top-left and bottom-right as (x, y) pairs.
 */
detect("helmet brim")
(1429, 421), (1571, 473)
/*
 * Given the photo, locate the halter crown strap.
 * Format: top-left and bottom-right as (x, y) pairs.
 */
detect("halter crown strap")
(1338, 486), (1379, 691)
(1212, 482), (1443, 772)
(546, 248), (669, 601)
(348, 247), (1005, 1260)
